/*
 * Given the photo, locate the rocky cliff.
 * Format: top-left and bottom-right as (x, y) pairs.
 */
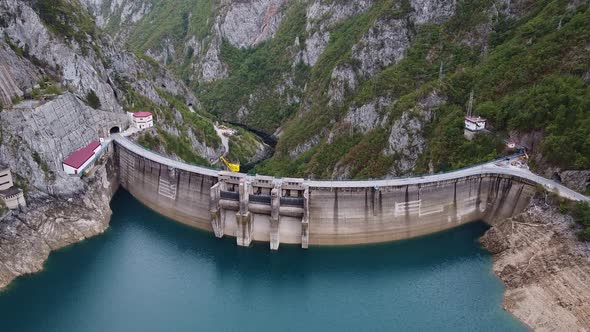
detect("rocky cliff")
(0, 151), (118, 289)
(481, 195), (590, 330)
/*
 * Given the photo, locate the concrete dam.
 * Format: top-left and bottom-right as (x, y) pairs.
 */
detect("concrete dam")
(112, 135), (588, 250)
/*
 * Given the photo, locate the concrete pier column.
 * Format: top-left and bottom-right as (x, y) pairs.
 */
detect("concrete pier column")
(236, 180), (252, 247)
(209, 183), (223, 238)
(270, 188), (281, 250)
(301, 186), (310, 249)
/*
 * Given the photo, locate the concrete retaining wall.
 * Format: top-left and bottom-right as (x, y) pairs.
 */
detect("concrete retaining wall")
(115, 141), (538, 249)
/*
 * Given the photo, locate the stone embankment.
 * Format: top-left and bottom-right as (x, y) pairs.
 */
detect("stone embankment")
(481, 196), (590, 331)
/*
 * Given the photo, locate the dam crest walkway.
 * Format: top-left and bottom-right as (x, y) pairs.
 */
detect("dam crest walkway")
(112, 135), (588, 202)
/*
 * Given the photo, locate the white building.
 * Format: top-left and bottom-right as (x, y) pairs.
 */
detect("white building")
(133, 112), (154, 130)
(464, 116), (487, 132)
(0, 166), (26, 210)
(63, 140), (102, 175)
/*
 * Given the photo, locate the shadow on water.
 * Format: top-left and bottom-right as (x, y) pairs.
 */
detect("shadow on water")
(0, 190), (528, 332)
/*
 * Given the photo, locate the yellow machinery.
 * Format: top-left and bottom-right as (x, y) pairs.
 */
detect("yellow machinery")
(220, 156), (240, 172)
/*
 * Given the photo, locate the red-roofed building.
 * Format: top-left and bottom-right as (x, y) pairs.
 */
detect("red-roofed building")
(133, 111), (154, 130)
(63, 140), (102, 175)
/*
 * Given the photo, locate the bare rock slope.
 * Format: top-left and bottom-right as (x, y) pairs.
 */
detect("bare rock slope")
(482, 197), (590, 331)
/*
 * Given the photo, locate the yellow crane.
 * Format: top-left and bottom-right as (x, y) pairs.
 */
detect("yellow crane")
(220, 156), (240, 172)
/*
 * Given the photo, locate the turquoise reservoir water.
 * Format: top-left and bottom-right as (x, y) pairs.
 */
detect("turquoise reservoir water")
(0, 191), (526, 331)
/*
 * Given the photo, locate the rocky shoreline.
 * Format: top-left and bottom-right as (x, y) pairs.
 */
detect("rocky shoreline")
(0, 159), (118, 289)
(482, 196), (590, 331)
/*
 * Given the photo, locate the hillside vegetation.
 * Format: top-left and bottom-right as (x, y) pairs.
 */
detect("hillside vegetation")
(83, 0), (589, 185)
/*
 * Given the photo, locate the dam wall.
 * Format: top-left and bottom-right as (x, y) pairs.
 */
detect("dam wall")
(113, 136), (548, 249)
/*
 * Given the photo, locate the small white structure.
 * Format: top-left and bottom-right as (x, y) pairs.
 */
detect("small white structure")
(63, 140), (102, 175)
(506, 141), (517, 149)
(0, 166), (26, 210)
(463, 91), (487, 140)
(464, 116), (487, 132)
(133, 112), (154, 130)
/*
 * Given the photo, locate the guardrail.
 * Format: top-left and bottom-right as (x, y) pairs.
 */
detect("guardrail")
(220, 191), (239, 201)
(113, 136), (588, 202)
(250, 194), (271, 204)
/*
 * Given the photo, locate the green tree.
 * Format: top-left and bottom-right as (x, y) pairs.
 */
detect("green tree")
(573, 202), (590, 241)
(86, 89), (101, 109)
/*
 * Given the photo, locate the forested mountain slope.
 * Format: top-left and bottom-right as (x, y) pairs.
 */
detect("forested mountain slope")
(81, 0), (589, 192)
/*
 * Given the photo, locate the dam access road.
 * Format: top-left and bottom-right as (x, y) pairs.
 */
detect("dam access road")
(110, 134), (589, 250)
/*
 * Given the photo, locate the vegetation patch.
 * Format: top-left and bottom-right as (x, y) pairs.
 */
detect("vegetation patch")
(197, 2), (309, 132)
(32, 0), (100, 55)
(86, 89), (101, 109)
(32, 151), (55, 182)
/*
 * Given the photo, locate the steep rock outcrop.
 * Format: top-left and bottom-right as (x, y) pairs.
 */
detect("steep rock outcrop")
(481, 197), (590, 330)
(1, 0), (121, 112)
(289, 134), (321, 159)
(0, 94), (129, 194)
(343, 97), (391, 133)
(81, 0), (152, 28)
(200, 29), (228, 83)
(352, 16), (412, 77)
(384, 91), (444, 176)
(327, 63), (357, 106)
(303, 0), (374, 66)
(0, 153), (117, 289)
(220, 0), (286, 49)
(384, 111), (431, 175)
(410, 0), (456, 25)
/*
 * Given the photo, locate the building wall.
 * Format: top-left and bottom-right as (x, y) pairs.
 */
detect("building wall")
(465, 120), (485, 131)
(63, 153), (97, 175)
(0, 169), (14, 190)
(1, 192), (25, 210)
(63, 164), (78, 175)
(133, 116), (153, 130)
(115, 143), (537, 247)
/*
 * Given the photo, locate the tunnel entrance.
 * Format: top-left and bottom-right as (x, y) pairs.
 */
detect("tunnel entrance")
(552, 172), (562, 183)
(110, 126), (121, 134)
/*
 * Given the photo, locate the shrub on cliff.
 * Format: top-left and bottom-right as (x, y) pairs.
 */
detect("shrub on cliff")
(86, 90), (101, 109)
(573, 202), (590, 241)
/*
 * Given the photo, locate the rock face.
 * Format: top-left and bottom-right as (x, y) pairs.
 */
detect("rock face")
(200, 33), (228, 83)
(0, 152), (118, 289)
(220, 0), (286, 49)
(80, 0), (152, 28)
(410, 0), (456, 25)
(352, 17), (412, 77)
(384, 111), (431, 175)
(481, 196), (590, 330)
(289, 134), (321, 159)
(384, 91), (444, 176)
(328, 64), (357, 106)
(559, 171), (590, 194)
(303, 0), (374, 66)
(1, 0), (121, 112)
(0, 94), (129, 194)
(343, 97), (391, 133)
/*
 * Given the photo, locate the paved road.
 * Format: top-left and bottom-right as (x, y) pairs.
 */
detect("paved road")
(113, 135), (589, 202)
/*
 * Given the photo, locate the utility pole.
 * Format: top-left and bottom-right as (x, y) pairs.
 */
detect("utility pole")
(467, 90), (474, 117)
